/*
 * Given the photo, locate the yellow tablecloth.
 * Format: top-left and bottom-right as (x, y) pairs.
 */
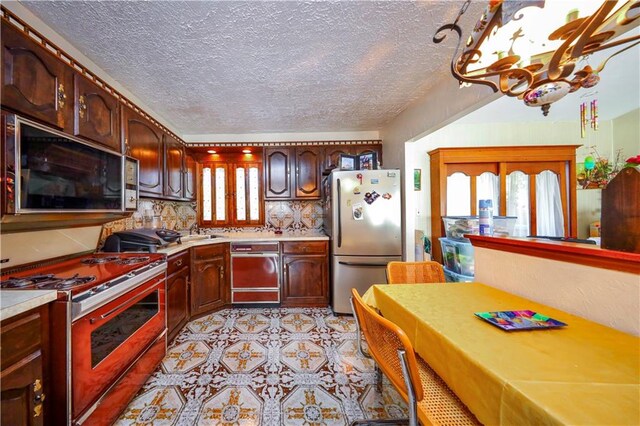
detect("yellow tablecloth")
(362, 283), (640, 426)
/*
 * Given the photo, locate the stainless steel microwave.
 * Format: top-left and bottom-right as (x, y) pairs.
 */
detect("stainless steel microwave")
(2, 113), (138, 230)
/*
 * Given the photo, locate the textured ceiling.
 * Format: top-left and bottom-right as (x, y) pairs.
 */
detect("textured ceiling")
(21, 1), (482, 136)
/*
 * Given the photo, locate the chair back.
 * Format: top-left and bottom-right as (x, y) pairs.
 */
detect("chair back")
(351, 288), (424, 402)
(386, 261), (445, 284)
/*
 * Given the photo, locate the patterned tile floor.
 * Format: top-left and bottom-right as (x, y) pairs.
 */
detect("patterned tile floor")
(116, 307), (408, 425)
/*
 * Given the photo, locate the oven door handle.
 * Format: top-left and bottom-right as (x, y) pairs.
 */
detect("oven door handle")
(88, 278), (161, 325)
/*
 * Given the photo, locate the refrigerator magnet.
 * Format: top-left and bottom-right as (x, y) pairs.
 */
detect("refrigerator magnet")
(364, 191), (380, 205)
(370, 178), (379, 184)
(353, 186), (361, 195)
(352, 203), (364, 220)
(382, 192), (392, 199)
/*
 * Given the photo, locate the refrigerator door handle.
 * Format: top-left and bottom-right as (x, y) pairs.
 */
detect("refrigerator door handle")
(337, 178), (342, 248)
(338, 261), (389, 267)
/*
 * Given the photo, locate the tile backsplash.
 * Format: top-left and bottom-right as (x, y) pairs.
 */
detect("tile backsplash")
(99, 199), (324, 246)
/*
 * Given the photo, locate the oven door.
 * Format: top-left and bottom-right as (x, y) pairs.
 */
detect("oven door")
(71, 273), (166, 419)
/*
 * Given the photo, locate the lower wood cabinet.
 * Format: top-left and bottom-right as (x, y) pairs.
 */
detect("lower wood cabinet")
(191, 244), (230, 316)
(1, 306), (48, 426)
(281, 241), (329, 307)
(166, 251), (190, 342)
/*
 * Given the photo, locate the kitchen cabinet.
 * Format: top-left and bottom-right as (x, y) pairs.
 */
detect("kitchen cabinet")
(200, 160), (263, 227)
(167, 251), (190, 342)
(264, 147), (294, 199)
(281, 241), (329, 307)
(264, 146), (323, 200)
(72, 73), (120, 152)
(295, 147), (322, 198)
(122, 106), (164, 198)
(184, 152), (197, 201)
(1, 306), (49, 426)
(324, 143), (383, 172)
(191, 244), (230, 316)
(1, 21), (72, 130)
(163, 133), (185, 200)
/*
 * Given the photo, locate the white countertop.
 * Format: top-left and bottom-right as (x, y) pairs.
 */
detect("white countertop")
(159, 231), (329, 256)
(0, 290), (58, 321)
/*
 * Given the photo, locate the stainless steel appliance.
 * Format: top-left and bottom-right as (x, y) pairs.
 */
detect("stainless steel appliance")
(0, 253), (167, 425)
(230, 242), (280, 303)
(1, 113), (138, 231)
(323, 169), (402, 313)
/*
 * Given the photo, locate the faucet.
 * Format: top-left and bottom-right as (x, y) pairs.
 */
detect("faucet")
(189, 223), (200, 235)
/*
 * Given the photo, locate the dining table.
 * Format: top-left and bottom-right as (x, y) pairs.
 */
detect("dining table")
(361, 282), (640, 426)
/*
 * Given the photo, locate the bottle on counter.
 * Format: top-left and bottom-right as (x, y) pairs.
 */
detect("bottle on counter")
(479, 199), (494, 236)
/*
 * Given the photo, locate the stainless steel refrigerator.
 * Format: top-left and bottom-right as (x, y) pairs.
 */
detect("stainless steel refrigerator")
(323, 169), (402, 314)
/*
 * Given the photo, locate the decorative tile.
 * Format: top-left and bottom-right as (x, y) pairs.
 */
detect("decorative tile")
(281, 341), (327, 373)
(162, 341), (209, 373)
(222, 341), (267, 373)
(115, 387), (184, 425)
(198, 387), (262, 425)
(160, 204), (178, 230)
(325, 315), (357, 333)
(282, 387), (344, 425)
(187, 313), (225, 334)
(119, 307), (408, 425)
(281, 313), (316, 333)
(234, 313), (270, 333)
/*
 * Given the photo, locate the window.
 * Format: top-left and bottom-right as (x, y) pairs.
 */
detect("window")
(199, 160), (263, 227)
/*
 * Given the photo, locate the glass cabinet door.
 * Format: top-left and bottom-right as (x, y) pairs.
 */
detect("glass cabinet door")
(446, 172), (471, 216)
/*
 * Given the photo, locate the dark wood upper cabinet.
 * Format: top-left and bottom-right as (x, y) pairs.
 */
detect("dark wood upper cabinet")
(72, 73), (120, 152)
(324, 145), (354, 171)
(264, 147), (293, 199)
(1, 22), (71, 130)
(163, 133), (185, 199)
(184, 153), (197, 201)
(295, 147), (322, 198)
(357, 144), (383, 167)
(122, 107), (163, 197)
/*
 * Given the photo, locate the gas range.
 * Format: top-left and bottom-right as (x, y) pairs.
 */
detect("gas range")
(1, 252), (167, 320)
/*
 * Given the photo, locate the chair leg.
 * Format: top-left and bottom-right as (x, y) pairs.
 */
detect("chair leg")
(398, 350), (419, 426)
(350, 296), (371, 358)
(375, 364), (383, 393)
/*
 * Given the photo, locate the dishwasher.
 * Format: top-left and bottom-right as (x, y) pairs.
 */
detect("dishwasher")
(230, 242), (280, 303)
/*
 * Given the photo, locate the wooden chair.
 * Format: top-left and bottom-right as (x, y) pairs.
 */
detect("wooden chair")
(350, 288), (480, 426)
(386, 261), (445, 284)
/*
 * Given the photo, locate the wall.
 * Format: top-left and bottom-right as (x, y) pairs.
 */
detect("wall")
(475, 247), (640, 336)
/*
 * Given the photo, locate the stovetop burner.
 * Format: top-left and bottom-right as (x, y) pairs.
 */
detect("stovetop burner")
(1, 274), (56, 289)
(81, 256), (121, 265)
(37, 274), (96, 290)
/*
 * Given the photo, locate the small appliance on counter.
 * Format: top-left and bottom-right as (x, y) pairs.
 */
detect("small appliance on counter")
(103, 228), (182, 252)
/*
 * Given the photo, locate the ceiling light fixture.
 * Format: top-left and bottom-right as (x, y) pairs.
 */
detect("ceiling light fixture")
(242, 149), (252, 154)
(434, 0), (640, 116)
(207, 150), (217, 154)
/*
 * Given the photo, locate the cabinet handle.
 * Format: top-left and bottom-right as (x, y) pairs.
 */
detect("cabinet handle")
(78, 95), (87, 119)
(218, 265), (224, 280)
(58, 83), (66, 109)
(175, 259), (183, 268)
(33, 379), (45, 418)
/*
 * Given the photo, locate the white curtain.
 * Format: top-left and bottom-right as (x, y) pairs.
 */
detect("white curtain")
(476, 172), (499, 214)
(536, 171), (565, 237)
(506, 172), (530, 237)
(446, 173), (471, 216)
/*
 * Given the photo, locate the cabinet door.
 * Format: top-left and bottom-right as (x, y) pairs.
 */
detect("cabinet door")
(324, 145), (355, 172)
(1, 352), (44, 426)
(264, 147), (293, 199)
(167, 267), (189, 342)
(163, 133), (185, 199)
(1, 22), (71, 129)
(73, 73), (120, 151)
(184, 153), (197, 201)
(282, 255), (328, 307)
(295, 147), (322, 198)
(191, 245), (229, 316)
(123, 107), (163, 197)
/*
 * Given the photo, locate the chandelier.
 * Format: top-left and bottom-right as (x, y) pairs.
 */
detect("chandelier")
(434, 0), (640, 116)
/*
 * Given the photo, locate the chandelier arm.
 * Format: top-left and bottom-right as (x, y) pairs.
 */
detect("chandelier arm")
(583, 35), (640, 57)
(594, 40), (640, 72)
(548, 1), (617, 81)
